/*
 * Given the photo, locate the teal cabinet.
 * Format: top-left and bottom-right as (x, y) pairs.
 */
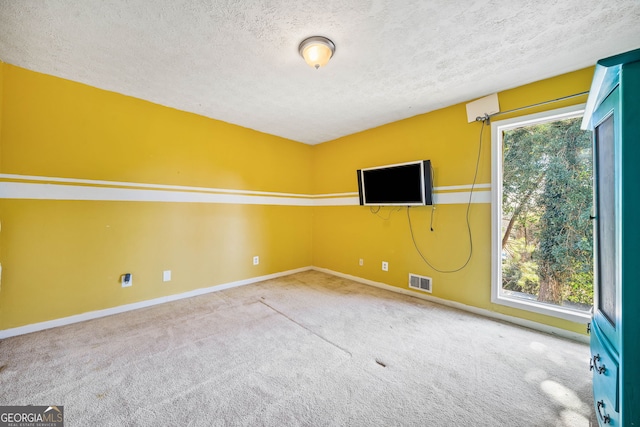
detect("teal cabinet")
(582, 48), (640, 426)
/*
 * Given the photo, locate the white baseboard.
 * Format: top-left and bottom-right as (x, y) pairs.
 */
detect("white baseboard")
(312, 267), (589, 344)
(0, 266), (312, 339)
(0, 265), (588, 344)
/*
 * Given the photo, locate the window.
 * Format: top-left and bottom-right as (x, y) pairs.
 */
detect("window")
(491, 104), (593, 323)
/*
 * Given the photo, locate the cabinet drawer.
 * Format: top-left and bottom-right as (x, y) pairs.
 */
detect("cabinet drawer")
(592, 395), (620, 426)
(591, 323), (620, 425)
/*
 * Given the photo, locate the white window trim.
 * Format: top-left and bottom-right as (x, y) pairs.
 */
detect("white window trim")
(491, 104), (591, 324)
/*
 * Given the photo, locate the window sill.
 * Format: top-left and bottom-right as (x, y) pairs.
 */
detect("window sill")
(492, 293), (591, 324)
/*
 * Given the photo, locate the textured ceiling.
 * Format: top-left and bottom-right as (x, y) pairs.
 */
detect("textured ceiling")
(1, 1), (639, 145)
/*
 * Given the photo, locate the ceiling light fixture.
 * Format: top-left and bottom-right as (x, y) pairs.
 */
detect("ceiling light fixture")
(298, 36), (335, 69)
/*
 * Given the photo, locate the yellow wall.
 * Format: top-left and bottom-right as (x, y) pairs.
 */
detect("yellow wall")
(0, 61), (3, 299)
(0, 60), (3, 168)
(0, 62), (596, 335)
(1, 65), (311, 192)
(0, 64), (313, 330)
(311, 67), (594, 335)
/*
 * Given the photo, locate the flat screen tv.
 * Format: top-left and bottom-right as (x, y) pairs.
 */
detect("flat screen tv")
(357, 160), (433, 206)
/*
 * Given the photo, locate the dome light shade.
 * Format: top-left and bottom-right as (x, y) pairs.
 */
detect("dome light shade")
(299, 36), (335, 69)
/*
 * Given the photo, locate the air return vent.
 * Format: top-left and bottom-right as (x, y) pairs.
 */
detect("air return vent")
(409, 273), (432, 293)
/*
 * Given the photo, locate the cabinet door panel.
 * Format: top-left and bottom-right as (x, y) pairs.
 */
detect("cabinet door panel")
(595, 112), (616, 327)
(591, 86), (621, 348)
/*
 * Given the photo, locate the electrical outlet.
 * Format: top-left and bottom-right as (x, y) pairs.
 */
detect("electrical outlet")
(359, 258), (364, 266)
(163, 270), (171, 282)
(253, 256), (260, 265)
(121, 273), (132, 287)
(382, 261), (388, 271)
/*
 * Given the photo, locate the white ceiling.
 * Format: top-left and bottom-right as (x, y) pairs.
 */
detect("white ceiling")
(1, 1), (639, 145)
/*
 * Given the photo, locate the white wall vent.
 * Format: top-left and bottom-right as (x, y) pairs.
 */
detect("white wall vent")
(409, 273), (432, 293)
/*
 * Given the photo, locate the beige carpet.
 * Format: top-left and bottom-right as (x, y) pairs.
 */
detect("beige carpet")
(0, 270), (595, 426)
